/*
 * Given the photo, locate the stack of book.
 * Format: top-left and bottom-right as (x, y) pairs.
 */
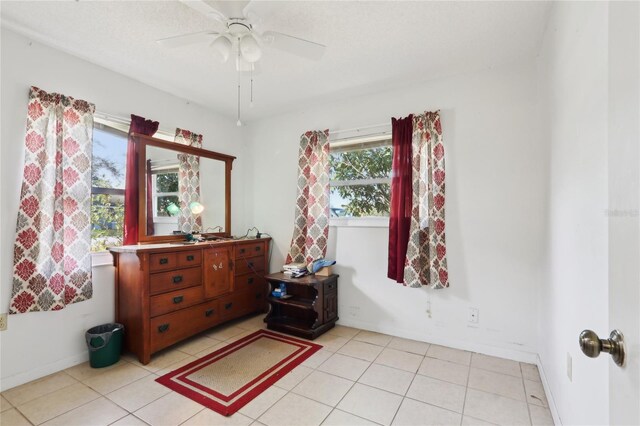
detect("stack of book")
(283, 262), (308, 278)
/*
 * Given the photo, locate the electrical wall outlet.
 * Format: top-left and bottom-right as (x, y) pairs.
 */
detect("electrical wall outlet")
(566, 352), (572, 381)
(0, 313), (7, 331)
(468, 308), (479, 324)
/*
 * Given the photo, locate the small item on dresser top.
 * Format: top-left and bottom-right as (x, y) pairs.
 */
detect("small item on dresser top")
(307, 258), (336, 274)
(283, 262), (308, 277)
(283, 262), (307, 271)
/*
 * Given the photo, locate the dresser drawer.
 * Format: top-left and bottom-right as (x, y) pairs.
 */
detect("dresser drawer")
(235, 273), (267, 292)
(177, 250), (202, 268)
(323, 279), (338, 293)
(219, 291), (253, 321)
(150, 286), (204, 317)
(150, 267), (202, 295)
(250, 287), (267, 312)
(150, 299), (219, 353)
(234, 256), (265, 276)
(236, 242), (265, 259)
(149, 253), (177, 272)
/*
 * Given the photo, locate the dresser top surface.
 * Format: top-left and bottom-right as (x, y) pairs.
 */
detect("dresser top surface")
(265, 272), (338, 285)
(109, 237), (270, 254)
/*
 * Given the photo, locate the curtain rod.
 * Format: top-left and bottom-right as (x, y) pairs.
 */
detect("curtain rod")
(330, 122), (390, 136)
(94, 111), (130, 125)
(94, 111), (175, 138)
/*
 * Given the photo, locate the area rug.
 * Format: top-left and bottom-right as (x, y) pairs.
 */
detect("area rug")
(156, 329), (322, 416)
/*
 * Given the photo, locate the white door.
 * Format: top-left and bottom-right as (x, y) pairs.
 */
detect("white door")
(606, 2), (639, 424)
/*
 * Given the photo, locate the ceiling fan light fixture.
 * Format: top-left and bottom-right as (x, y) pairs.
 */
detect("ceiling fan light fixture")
(239, 34), (262, 63)
(210, 35), (232, 62)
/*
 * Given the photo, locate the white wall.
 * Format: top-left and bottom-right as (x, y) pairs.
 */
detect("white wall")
(245, 63), (546, 361)
(0, 28), (246, 390)
(537, 3), (610, 425)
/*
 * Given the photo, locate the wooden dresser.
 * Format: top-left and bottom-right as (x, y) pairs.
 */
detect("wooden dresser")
(109, 238), (270, 364)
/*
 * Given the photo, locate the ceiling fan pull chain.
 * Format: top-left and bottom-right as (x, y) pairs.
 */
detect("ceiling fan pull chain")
(250, 66), (254, 108)
(237, 47), (242, 127)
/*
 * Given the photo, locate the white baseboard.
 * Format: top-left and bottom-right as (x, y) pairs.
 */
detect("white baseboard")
(337, 318), (538, 364)
(536, 354), (563, 426)
(0, 351), (88, 392)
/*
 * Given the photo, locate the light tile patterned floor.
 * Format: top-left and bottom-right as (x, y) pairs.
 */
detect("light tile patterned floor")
(0, 314), (554, 426)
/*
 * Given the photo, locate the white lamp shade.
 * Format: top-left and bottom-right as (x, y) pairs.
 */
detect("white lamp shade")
(210, 36), (232, 62)
(240, 34), (262, 63)
(189, 201), (205, 215)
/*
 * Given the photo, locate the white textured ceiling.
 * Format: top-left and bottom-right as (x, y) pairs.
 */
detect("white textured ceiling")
(1, 1), (550, 121)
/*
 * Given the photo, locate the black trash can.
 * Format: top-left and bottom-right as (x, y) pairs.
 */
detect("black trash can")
(85, 323), (124, 368)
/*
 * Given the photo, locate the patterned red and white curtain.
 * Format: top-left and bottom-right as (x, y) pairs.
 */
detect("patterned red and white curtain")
(403, 111), (449, 288)
(10, 86), (95, 313)
(175, 129), (203, 234)
(286, 130), (330, 265)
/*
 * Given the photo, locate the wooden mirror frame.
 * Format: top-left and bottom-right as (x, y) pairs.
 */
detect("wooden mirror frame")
(133, 133), (236, 243)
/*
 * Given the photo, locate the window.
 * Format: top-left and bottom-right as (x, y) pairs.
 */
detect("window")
(91, 124), (127, 251)
(151, 166), (179, 221)
(329, 135), (392, 219)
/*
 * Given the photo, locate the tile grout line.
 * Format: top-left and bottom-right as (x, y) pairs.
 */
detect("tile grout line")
(176, 406), (206, 426)
(322, 407), (385, 426)
(459, 353), (473, 425)
(521, 362), (534, 426)
(23, 389), (102, 426)
(4, 375), (79, 409)
(106, 410), (130, 426)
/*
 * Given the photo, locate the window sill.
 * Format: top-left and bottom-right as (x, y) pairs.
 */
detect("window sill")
(330, 217), (389, 228)
(92, 251), (114, 268)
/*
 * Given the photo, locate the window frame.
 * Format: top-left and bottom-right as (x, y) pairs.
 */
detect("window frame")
(329, 134), (392, 227)
(151, 167), (180, 224)
(91, 116), (175, 264)
(91, 123), (128, 254)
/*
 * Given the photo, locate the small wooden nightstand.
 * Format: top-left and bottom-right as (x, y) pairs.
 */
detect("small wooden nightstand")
(264, 272), (338, 339)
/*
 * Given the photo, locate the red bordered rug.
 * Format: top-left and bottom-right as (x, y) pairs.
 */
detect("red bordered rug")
(155, 329), (322, 416)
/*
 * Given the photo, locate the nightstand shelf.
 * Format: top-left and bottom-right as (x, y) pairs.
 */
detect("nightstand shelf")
(264, 272), (338, 340)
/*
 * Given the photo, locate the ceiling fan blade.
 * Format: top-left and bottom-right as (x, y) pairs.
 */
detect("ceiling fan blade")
(262, 31), (326, 61)
(206, 1), (252, 19)
(179, 0), (226, 20)
(157, 31), (220, 48)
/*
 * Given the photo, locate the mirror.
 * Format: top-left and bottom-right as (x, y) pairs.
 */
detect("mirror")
(134, 133), (235, 243)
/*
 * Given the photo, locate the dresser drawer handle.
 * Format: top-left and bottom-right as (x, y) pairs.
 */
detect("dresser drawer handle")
(255, 246), (261, 251)
(186, 255), (195, 261)
(173, 296), (184, 304)
(248, 261), (254, 268)
(205, 309), (215, 317)
(172, 275), (183, 284)
(225, 302), (233, 310)
(240, 248), (246, 254)
(247, 277), (254, 284)
(158, 324), (170, 333)
(159, 258), (169, 265)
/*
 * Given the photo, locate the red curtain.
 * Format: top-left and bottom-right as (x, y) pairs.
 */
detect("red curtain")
(387, 115), (413, 283)
(123, 115), (159, 245)
(146, 159), (155, 236)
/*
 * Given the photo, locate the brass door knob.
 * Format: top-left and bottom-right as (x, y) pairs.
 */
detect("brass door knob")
(579, 329), (626, 367)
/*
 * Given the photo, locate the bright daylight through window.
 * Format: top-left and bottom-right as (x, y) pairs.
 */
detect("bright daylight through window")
(152, 167), (179, 220)
(329, 136), (392, 218)
(91, 124), (126, 251)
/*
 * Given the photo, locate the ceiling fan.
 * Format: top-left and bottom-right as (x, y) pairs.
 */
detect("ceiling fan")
(157, 0), (327, 71)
